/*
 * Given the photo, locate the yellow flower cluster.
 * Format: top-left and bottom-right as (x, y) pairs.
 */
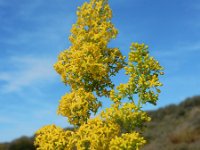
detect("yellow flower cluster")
(109, 132), (146, 150)
(110, 42), (164, 107)
(35, 0), (164, 149)
(34, 125), (73, 150)
(101, 103), (151, 133)
(54, 0), (125, 97)
(57, 88), (101, 126)
(75, 118), (120, 150)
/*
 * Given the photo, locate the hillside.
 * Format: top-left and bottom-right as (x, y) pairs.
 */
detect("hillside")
(0, 96), (200, 150)
(142, 96), (200, 150)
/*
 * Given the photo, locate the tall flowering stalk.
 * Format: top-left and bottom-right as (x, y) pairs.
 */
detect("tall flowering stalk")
(34, 0), (164, 149)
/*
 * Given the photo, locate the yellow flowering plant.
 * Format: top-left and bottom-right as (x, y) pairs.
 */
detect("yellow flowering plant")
(34, 0), (164, 149)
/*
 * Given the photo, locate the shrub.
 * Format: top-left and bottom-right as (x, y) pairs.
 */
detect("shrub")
(34, 0), (164, 149)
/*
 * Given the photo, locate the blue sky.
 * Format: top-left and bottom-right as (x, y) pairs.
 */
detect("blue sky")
(0, 0), (200, 142)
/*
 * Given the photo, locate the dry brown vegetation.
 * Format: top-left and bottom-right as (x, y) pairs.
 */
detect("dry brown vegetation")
(142, 96), (200, 150)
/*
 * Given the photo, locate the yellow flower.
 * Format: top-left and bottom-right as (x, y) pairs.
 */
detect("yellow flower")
(35, 0), (164, 150)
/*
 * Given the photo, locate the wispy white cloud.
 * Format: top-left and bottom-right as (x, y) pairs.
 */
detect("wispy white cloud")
(0, 0), (73, 142)
(0, 55), (57, 93)
(0, 0), (76, 52)
(154, 41), (200, 58)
